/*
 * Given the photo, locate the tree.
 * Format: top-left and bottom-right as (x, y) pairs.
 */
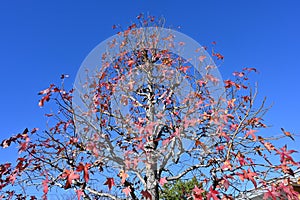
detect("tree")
(0, 14), (299, 200)
(160, 177), (201, 199)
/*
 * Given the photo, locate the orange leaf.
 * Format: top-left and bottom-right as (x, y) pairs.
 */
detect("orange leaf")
(118, 170), (129, 184)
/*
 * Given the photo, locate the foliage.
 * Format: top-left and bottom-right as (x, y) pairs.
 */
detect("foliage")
(0, 14), (299, 200)
(160, 177), (201, 199)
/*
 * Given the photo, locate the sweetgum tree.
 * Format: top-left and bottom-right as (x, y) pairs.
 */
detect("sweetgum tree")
(1, 15), (299, 200)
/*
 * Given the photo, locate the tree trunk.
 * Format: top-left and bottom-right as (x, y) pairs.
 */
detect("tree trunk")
(145, 155), (159, 200)
(144, 61), (159, 200)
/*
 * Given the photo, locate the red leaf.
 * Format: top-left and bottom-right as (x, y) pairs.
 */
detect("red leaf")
(236, 152), (247, 165)
(141, 190), (152, 199)
(76, 162), (92, 183)
(276, 145), (297, 164)
(76, 189), (84, 200)
(31, 128), (39, 134)
(193, 185), (204, 200)
(104, 178), (115, 190)
(219, 132), (230, 142)
(122, 186), (131, 196)
(224, 80), (237, 89)
(38, 88), (50, 95)
(206, 186), (219, 200)
(216, 145), (225, 151)
(38, 94), (51, 107)
(245, 129), (257, 141)
(222, 160), (232, 171)
(227, 98), (236, 109)
(179, 65), (190, 73)
(18, 136), (30, 153)
(61, 170), (80, 189)
(9, 173), (17, 185)
(42, 175), (49, 195)
(213, 52), (224, 60)
(263, 185), (281, 200)
(127, 59), (135, 67)
(159, 177), (168, 186)
(237, 168), (258, 188)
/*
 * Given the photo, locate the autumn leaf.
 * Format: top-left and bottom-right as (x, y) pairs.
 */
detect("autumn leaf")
(222, 160), (232, 171)
(244, 129), (257, 141)
(243, 67), (257, 73)
(276, 145), (297, 163)
(42, 175), (49, 199)
(127, 59), (135, 67)
(38, 85), (53, 95)
(76, 162), (92, 183)
(236, 152), (247, 165)
(237, 168), (258, 188)
(193, 185), (204, 200)
(212, 52), (224, 60)
(216, 145), (225, 151)
(264, 142), (275, 151)
(195, 140), (208, 152)
(281, 127), (295, 141)
(179, 65), (190, 73)
(159, 177), (168, 186)
(221, 176), (231, 190)
(219, 131), (230, 142)
(45, 113), (54, 117)
(76, 189), (84, 200)
(30, 128), (39, 134)
(224, 80), (239, 89)
(118, 170), (129, 184)
(227, 98), (236, 109)
(18, 136), (30, 153)
(141, 190), (152, 199)
(104, 178), (115, 190)
(232, 71), (244, 77)
(206, 186), (219, 200)
(263, 185), (281, 200)
(242, 95), (250, 102)
(199, 55), (206, 62)
(61, 169), (80, 189)
(8, 172), (17, 185)
(122, 186), (131, 196)
(197, 79), (207, 87)
(38, 94), (51, 107)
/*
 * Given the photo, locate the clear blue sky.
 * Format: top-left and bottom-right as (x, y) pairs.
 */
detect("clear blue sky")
(0, 0), (300, 163)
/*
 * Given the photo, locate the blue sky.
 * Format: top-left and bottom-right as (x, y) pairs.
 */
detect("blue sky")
(0, 0), (300, 164)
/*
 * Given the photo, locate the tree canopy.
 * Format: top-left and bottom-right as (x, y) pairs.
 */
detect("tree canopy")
(0, 15), (299, 200)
